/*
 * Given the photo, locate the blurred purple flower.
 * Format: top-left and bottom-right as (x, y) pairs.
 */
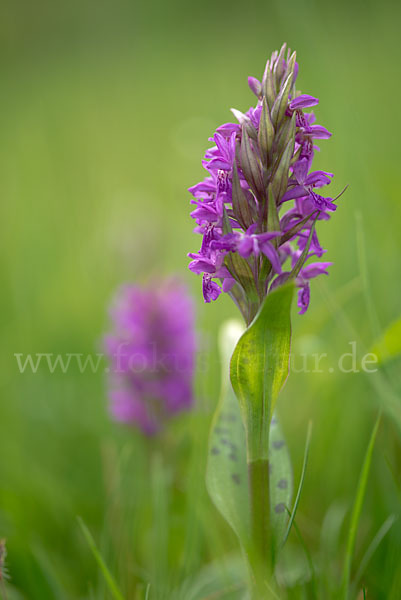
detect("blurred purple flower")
(104, 279), (196, 435)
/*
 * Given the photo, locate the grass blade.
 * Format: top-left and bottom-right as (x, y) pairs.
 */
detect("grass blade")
(290, 517), (317, 592)
(340, 414), (381, 599)
(282, 421), (313, 547)
(353, 514), (396, 590)
(77, 516), (125, 600)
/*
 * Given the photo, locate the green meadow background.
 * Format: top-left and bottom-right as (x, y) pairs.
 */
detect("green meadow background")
(1, 0), (401, 598)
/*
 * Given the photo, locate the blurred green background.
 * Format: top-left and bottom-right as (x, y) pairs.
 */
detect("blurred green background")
(1, 0), (401, 598)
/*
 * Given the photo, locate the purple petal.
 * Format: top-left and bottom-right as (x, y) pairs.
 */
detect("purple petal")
(310, 191), (337, 212)
(297, 228), (326, 258)
(211, 236), (238, 252)
(301, 262), (332, 279)
(188, 258), (216, 274)
(238, 236), (254, 258)
(290, 94), (319, 110)
(188, 178), (215, 197)
(305, 170), (333, 187)
(216, 122), (240, 136)
(281, 185), (308, 203)
(202, 275), (221, 302)
(215, 266), (232, 279)
(206, 157), (231, 171)
(298, 284), (310, 315)
(248, 76), (262, 97)
(190, 207), (218, 223)
(260, 241), (282, 274)
(269, 272), (290, 292)
(222, 277), (236, 292)
(245, 223), (258, 235)
(292, 158), (309, 183)
(256, 231), (281, 243)
(247, 104), (262, 129)
(307, 125), (332, 139)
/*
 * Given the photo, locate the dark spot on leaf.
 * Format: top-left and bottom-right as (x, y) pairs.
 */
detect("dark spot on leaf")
(231, 474), (240, 485)
(275, 503), (286, 513)
(220, 439), (229, 445)
(277, 478), (288, 489)
(273, 440), (285, 450)
(221, 413), (236, 422)
(271, 416), (278, 425)
(228, 453), (237, 461)
(211, 447), (220, 455)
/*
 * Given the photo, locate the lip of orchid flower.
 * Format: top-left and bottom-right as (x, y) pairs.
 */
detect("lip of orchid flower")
(203, 274), (222, 302)
(188, 43), (344, 323)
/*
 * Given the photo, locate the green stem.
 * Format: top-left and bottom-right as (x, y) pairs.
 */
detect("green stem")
(248, 458), (272, 598)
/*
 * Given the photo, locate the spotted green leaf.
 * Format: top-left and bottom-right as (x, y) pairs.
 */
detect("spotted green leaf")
(206, 319), (294, 555)
(269, 415), (293, 550)
(230, 283), (294, 462)
(206, 320), (251, 548)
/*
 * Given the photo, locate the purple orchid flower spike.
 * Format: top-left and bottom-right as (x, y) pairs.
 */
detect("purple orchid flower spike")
(104, 279), (196, 434)
(188, 43), (344, 323)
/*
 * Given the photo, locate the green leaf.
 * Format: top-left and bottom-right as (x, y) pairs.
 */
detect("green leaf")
(269, 415), (293, 550)
(206, 319), (294, 555)
(230, 283), (294, 462)
(340, 414), (381, 600)
(172, 554), (246, 600)
(353, 514), (396, 592)
(206, 320), (250, 547)
(282, 422), (313, 547)
(371, 317), (401, 364)
(77, 517), (125, 600)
